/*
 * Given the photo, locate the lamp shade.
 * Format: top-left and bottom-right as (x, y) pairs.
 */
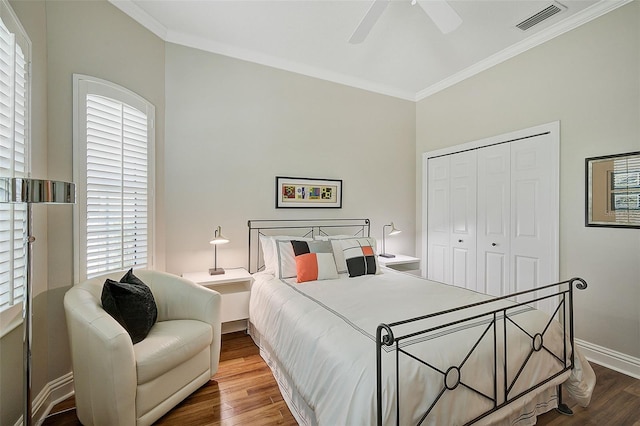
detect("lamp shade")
(0, 177), (75, 204)
(388, 222), (401, 236)
(209, 226), (229, 245)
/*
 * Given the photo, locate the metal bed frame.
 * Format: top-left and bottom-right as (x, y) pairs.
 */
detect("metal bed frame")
(376, 277), (587, 425)
(247, 218), (370, 273)
(247, 218), (587, 425)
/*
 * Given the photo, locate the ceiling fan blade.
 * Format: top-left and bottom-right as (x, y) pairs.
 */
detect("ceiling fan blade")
(349, 0), (390, 44)
(417, 0), (462, 34)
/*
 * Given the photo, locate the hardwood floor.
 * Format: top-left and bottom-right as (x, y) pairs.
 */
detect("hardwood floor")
(44, 332), (640, 425)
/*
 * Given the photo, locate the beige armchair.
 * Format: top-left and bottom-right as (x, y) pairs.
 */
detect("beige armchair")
(64, 269), (221, 426)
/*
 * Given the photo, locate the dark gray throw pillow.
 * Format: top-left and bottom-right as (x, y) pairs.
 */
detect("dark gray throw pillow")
(101, 269), (158, 344)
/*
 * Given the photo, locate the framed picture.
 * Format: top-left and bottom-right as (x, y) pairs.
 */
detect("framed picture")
(276, 176), (342, 209)
(585, 151), (640, 228)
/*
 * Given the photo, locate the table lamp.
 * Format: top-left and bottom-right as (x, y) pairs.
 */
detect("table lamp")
(380, 222), (401, 258)
(209, 225), (229, 275)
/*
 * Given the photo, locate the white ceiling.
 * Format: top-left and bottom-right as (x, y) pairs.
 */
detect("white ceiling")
(111, 0), (629, 101)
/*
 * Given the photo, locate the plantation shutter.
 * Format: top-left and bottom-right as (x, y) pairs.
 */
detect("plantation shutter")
(0, 13), (28, 312)
(85, 94), (149, 278)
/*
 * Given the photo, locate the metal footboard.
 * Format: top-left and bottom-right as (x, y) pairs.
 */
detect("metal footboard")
(376, 277), (588, 426)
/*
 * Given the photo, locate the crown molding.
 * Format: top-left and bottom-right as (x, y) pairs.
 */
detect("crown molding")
(166, 29), (417, 101)
(109, 0), (167, 40)
(110, 0), (629, 103)
(415, 0), (632, 101)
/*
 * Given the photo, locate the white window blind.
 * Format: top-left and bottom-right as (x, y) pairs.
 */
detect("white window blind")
(0, 7), (29, 315)
(74, 75), (155, 281)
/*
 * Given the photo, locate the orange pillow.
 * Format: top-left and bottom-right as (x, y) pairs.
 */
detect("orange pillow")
(294, 252), (338, 283)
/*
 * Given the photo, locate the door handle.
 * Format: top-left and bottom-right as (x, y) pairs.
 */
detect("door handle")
(491, 243), (497, 246)
(458, 239), (463, 243)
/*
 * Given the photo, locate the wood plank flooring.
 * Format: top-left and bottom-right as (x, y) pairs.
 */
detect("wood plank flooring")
(43, 332), (640, 425)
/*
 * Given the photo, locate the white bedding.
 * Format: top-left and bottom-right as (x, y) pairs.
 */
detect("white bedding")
(249, 269), (594, 426)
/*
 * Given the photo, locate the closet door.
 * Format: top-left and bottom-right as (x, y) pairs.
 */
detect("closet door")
(449, 151), (477, 290)
(427, 156), (450, 283)
(427, 152), (477, 288)
(476, 144), (511, 296)
(425, 123), (559, 310)
(510, 134), (557, 313)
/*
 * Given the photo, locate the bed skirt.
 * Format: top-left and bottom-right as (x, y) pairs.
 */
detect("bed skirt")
(248, 321), (561, 426)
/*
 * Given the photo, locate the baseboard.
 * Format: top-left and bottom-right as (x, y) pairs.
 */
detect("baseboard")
(576, 338), (640, 379)
(222, 319), (248, 334)
(33, 372), (74, 426)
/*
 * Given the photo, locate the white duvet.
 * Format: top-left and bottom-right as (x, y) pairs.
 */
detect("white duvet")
(249, 269), (594, 426)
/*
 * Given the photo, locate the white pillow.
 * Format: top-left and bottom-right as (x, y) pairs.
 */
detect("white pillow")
(259, 235), (312, 277)
(314, 235), (357, 274)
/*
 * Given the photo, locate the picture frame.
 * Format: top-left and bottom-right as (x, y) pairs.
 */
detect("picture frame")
(585, 151), (640, 228)
(276, 176), (342, 209)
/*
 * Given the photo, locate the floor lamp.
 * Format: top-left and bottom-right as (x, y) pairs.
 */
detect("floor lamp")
(0, 177), (75, 426)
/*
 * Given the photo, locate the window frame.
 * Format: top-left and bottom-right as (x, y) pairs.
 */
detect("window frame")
(72, 74), (155, 283)
(0, 0), (31, 336)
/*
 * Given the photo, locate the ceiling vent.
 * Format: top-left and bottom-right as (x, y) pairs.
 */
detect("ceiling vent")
(516, 2), (567, 31)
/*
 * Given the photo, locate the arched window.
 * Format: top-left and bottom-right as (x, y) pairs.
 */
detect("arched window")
(73, 75), (155, 281)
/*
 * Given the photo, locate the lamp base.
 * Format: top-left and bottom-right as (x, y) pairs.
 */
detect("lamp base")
(379, 253), (396, 258)
(209, 267), (225, 275)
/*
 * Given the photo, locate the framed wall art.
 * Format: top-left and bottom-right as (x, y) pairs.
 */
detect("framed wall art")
(276, 176), (342, 208)
(585, 151), (640, 228)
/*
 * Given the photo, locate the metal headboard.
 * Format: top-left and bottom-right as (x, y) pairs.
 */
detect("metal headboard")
(247, 218), (370, 273)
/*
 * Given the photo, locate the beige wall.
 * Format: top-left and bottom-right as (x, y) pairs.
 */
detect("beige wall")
(164, 43), (416, 275)
(416, 2), (640, 358)
(45, 0), (165, 391)
(1, 0), (637, 423)
(1, 1), (165, 424)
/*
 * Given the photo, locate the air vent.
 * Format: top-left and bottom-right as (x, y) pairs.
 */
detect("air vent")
(516, 2), (567, 31)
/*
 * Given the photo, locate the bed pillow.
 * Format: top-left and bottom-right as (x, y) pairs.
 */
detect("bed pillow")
(259, 235), (312, 276)
(272, 237), (313, 279)
(293, 252), (339, 283)
(291, 240), (338, 283)
(101, 269), (158, 344)
(314, 235), (354, 274)
(291, 239), (333, 256)
(340, 237), (381, 277)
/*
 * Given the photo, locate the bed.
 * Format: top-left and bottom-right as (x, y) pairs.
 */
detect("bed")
(246, 219), (595, 425)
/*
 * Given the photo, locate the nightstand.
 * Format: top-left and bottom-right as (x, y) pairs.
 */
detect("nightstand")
(378, 254), (421, 275)
(182, 268), (252, 333)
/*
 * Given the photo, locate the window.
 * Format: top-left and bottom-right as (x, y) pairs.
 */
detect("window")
(0, 0), (30, 324)
(73, 75), (155, 281)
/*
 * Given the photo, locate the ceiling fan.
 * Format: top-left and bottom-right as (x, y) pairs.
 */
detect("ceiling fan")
(349, 0), (462, 44)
